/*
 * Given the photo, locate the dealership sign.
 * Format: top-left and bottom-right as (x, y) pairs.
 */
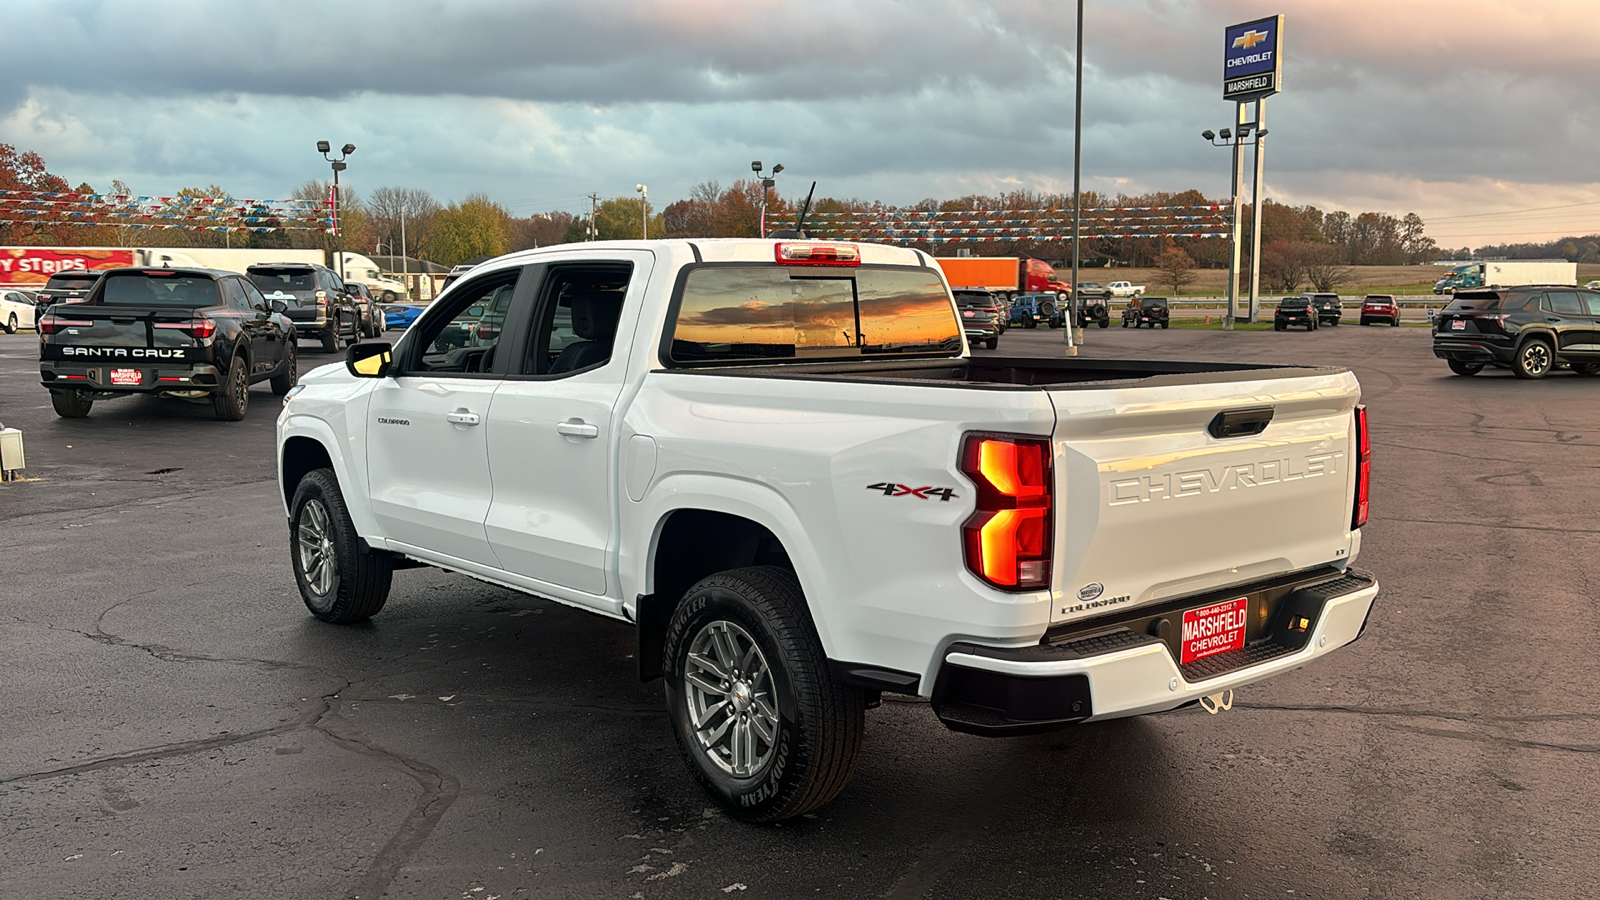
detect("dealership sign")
(1224, 15), (1283, 101)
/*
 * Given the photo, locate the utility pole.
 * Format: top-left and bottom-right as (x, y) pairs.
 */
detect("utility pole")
(1065, 0), (1084, 355)
(400, 205), (407, 298)
(587, 193), (600, 241)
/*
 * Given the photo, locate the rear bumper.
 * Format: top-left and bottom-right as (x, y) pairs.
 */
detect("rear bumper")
(1433, 336), (1512, 363)
(930, 568), (1378, 735)
(962, 324), (1000, 340)
(40, 361), (223, 393)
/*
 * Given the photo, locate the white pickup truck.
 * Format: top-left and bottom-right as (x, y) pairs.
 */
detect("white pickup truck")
(1107, 280), (1146, 299)
(276, 238), (1378, 822)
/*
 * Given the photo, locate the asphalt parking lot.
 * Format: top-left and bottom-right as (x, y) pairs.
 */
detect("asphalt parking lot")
(4, 323), (1598, 900)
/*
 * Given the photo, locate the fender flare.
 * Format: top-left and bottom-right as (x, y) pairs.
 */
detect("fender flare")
(277, 414), (381, 540)
(625, 472), (839, 655)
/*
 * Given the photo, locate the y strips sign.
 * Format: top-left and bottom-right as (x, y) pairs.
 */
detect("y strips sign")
(1224, 15), (1283, 101)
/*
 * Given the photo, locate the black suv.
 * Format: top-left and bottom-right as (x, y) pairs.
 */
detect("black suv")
(1433, 285), (1600, 379)
(347, 281), (383, 338)
(246, 262), (361, 352)
(1274, 297), (1318, 330)
(1303, 292), (1343, 326)
(953, 289), (1003, 349)
(1121, 296), (1169, 328)
(34, 269), (102, 318)
(37, 267), (297, 420)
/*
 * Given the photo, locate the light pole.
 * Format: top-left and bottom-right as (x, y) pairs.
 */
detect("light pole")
(317, 140), (355, 279)
(1202, 122), (1267, 329)
(635, 184), (648, 239)
(1065, 0), (1084, 355)
(751, 161), (783, 237)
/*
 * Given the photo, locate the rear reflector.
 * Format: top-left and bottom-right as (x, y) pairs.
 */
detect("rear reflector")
(775, 242), (861, 266)
(960, 433), (1053, 590)
(1352, 404), (1370, 529)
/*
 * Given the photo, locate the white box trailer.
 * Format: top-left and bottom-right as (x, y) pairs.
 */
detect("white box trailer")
(1433, 259), (1576, 293)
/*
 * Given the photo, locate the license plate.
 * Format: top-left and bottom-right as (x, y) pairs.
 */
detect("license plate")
(110, 368), (142, 385)
(962, 310), (975, 318)
(1451, 320), (1465, 330)
(1181, 597), (1249, 664)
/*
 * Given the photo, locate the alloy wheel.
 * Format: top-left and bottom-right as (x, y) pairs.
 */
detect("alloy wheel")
(682, 619), (780, 777)
(297, 499), (337, 596)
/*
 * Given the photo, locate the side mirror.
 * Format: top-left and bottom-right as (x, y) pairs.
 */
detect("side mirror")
(270, 299), (289, 314)
(346, 341), (393, 378)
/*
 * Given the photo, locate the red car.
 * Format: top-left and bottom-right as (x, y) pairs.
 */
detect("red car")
(1360, 294), (1401, 326)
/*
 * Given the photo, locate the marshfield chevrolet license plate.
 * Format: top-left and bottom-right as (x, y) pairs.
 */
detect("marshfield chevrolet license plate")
(1181, 597), (1249, 664)
(110, 368), (142, 385)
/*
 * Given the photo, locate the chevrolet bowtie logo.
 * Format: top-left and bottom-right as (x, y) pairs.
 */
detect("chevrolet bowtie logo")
(1232, 29), (1268, 50)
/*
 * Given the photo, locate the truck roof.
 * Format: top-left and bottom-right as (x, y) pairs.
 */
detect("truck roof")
(462, 239), (935, 276)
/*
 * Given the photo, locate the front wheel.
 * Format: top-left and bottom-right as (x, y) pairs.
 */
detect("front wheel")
(664, 566), (865, 823)
(4, 313), (15, 334)
(50, 389), (93, 418)
(290, 468), (393, 623)
(271, 340), (299, 396)
(1448, 359), (1484, 376)
(1513, 340), (1554, 379)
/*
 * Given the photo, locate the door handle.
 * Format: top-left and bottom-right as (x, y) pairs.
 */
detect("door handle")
(446, 410), (481, 426)
(556, 420), (600, 439)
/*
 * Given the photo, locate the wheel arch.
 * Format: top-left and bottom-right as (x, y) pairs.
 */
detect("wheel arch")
(630, 487), (824, 682)
(276, 417), (379, 538)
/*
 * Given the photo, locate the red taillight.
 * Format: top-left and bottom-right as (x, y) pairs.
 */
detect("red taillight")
(476, 322), (500, 339)
(775, 242), (861, 266)
(38, 315), (93, 335)
(155, 318), (216, 339)
(960, 434), (1053, 590)
(1352, 404), (1370, 529)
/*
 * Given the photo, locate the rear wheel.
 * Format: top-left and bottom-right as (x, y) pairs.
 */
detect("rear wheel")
(4, 313), (15, 334)
(663, 566), (864, 822)
(1513, 339), (1554, 379)
(984, 337), (998, 350)
(1097, 317), (1108, 328)
(50, 389), (93, 418)
(270, 341), (299, 396)
(1392, 316), (1401, 327)
(290, 468), (393, 623)
(1448, 359), (1484, 376)
(211, 352), (250, 421)
(1160, 320), (1169, 329)
(321, 319), (340, 353)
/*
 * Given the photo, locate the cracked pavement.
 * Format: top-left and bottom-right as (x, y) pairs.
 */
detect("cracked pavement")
(3, 326), (1599, 899)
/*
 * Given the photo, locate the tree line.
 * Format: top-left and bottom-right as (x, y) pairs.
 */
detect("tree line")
(0, 142), (1443, 282)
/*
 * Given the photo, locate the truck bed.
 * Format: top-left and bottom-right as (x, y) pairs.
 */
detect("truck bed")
(665, 355), (1335, 389)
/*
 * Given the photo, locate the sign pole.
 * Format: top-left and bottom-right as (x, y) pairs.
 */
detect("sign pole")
(1247, 97), (1267, 323)
(1226, 102), (1246, 331)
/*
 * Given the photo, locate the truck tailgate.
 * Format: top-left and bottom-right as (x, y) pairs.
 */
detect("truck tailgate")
(1047, 369), (1361, 624)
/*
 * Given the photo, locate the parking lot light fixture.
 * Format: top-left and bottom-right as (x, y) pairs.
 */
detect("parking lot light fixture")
(636, 184), (648, 239)
(752, 162), (783, 238)
(318, 140), (356, 278)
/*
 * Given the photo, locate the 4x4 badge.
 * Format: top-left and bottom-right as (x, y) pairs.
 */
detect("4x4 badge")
(866, 483), (957, 501)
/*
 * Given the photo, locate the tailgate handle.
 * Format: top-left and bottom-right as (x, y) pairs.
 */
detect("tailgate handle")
(1209, 407), (1274, 439)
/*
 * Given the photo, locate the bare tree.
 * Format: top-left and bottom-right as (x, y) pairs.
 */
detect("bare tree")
(367, 186), (440, 260)
(1304, 243), (1354, 292)
(1156, 241), (1198, 295)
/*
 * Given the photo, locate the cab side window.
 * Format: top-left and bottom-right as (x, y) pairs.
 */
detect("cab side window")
(1582, 292), (1600, 317)
(1546, 291), (1584, 316)
(221, 277), (251, 310)
(522, 263), (633, 376)
(241, 280), (269, 310)
(407, 272), (521, 375)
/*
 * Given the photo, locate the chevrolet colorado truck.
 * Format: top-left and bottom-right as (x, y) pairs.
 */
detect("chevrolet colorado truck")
(275, 239), (1379, 822)
(39, 266), (299, 420)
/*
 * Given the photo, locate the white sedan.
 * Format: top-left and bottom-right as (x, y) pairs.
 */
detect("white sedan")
(1, 288), (38, 333)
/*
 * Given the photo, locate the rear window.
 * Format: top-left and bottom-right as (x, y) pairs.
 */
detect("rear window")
(669, 265), (961, 364)
(952, 291), (994, 307)
(249, 269), (316, 293)
(1445, 292), (1532, 312)
(99, 273), (219, 307)
(1280, 298), (1309, 308)
(45, 273), (100, 290)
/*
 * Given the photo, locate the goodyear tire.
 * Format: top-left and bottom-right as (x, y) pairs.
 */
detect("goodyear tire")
(663, 566), (865, 823)
(211, 352), (250, 421)
(289, 467), (393, 623)
(50, 389), (93, 418)
(1513, 339), (1554, 379)
(271, 340), (299, 396)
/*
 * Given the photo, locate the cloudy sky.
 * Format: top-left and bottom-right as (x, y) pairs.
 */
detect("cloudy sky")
(3, 0), (1596, 248)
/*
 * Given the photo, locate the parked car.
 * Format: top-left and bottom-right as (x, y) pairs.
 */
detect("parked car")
(347, 281), (384, 338)
(1274, 297), (1319, 331)
(1008, 293), (1058, 329)
(1433, 285), (1600, 379)
(2, 288), (39, 333)
(1072, 296), (1111, 328)
(383, 303), (427, 331)
(1303, 292), (1343, 326)
(1106, 281), (1145, 299)
(1121, 296), (1169, 328)
(246, 262), (362, 353)
(37, 267), (297, 420)
(33, 270), (102, 318)
(952, 290), (1003, 349)
(1359, 295), (1401, 326)
(278, 237), (1377, 822)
